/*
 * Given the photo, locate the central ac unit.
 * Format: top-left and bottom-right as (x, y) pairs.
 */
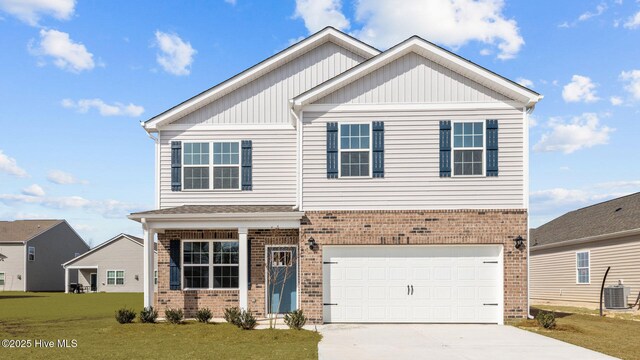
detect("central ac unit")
(604, 285), (630, 309)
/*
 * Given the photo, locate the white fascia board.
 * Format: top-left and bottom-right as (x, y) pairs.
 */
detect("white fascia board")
(301, 101), (524, 113)
(145, 218), (302, 231)
(294, 37), (542, 109)
(159, 124), (295, 131)
(144, 28), (380, 132)
(530, 228), (640, 252)
(129, 211), (304, 222)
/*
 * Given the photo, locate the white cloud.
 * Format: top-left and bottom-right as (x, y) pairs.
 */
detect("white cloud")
(47, 169), (86, 185)
(533, 113), (613, 154)
(624, 11), (640, 29)
(0, 150), (28, 177)
(479, 48), (492, 56)
(620, 70), (640, 99)
(21, 184), (45, 197)
(562, 75), (599, 103)
(578, 3), (607, 22)
(610, 96), (623, 105)
(0, 0), (75, 26)
(154, 31), (196, 76)
(293, 0), (350, 33)
(30, 29), (94, 72)
(61, 98), (144, 117)
(528, 114), (538, 128)
(516, 77), (534, 88)
(0, 193), (143, 219)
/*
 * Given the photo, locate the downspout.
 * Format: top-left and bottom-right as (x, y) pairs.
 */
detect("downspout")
(524, 105), (533, 320)
(142, 122), (160, 209)
(290, 107), (303, 210)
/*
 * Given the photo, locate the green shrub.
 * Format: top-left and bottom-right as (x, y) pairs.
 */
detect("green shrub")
(535, 311), (556, 329)
(224, 307), (241, 326)
(237, 309), (257, 330)
(115, 308), (136, 324)
(196, 308), (213, 323)
(139, 306), (158, 323)
(164, 308), (184, 324)
(284, 309), (307, 330)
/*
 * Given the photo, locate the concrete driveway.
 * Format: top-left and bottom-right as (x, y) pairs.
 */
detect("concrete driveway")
(318, 324), (616, 360)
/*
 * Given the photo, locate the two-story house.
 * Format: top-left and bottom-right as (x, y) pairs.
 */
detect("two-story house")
(129, 27), (541, 324)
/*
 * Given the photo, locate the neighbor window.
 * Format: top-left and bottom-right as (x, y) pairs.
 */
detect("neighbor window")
(213, 142), (240, 189)
(154, 270), (158, 285)
(453, 122), (484, 176)
(182, 142), (241, 190)
(27, 246), (35, 261)
(339, 123), (371, 177)
(183, 142), (210, 190)
(577, 251), (590, 284)
(107, 270), (125, 285)
(182, 240), (239, 289)
(0, 272), (4, 286)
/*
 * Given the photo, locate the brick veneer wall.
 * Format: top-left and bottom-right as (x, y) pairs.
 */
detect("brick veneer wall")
(156, 228), (298, 319)
(298, 210), (528, 324)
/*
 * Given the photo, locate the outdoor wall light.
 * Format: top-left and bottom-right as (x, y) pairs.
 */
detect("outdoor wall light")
(135, 275), (139, 281)
(513, 235), (525, 250)
(307, 237), (318, 250)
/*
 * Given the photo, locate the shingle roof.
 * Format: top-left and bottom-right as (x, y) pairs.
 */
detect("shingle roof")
(531, 192), (640, 248)
(0, 220), (64, 243)
(131, 205), (298, 216)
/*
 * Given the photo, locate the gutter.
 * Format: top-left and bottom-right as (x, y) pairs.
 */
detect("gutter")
(128, 211), (305, 222)
(142, 121), (160, 209)
(531, 227), (640, 252)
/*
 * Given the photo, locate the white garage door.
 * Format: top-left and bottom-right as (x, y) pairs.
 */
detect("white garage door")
(323, 245), (503, 324)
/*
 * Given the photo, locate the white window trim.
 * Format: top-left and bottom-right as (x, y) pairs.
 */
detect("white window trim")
(576, 250), (590, 285)
(106, 269), (125, 286)
(181, 239), (239, 291)
(181, 140), (242, 191)
(0, 272), (4, 286)
(338, 122), (373, 179)
(451, 120), (486, 177)
(27, 246), (35, 262)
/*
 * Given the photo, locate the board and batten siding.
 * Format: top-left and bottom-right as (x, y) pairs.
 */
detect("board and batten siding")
(301, 107), (525, 210)
(315, 52), (511, 105)
(173, 41), (366, 126)
(530, 235), (640, 304)
(159, 128), (297, 208)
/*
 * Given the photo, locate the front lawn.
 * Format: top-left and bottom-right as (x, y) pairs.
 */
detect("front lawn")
(0, 292), (320, 359)
(516, 306), (640, 360)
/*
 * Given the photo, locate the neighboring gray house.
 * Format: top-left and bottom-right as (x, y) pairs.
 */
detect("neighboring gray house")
(530, 193), (640, 305)
(0, 220), (89, 291)
(62, 233), (157, 293)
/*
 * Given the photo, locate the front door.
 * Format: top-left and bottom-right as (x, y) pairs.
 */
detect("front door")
(90, 273), (97, 292)
(267, 246), (297, 314)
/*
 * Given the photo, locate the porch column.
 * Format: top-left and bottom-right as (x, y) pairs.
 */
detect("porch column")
(64, 268), (69, 293)
(238, 227), (248, 310)
(143, 227), (155, 308)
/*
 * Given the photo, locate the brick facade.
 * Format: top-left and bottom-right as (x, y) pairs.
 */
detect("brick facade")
(298, 210), (528, 324)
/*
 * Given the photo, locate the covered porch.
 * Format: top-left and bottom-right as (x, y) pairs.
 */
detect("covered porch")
(63, 266), (98, 293)
(128, 205), (304, 317)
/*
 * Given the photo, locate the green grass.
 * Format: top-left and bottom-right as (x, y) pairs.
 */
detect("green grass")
(516, 306), (640, 360)
(0, 292), (320, 359)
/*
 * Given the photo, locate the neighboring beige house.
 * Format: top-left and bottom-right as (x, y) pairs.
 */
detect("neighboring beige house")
(530, 193), (640, 305)
(62, 233), (157, 293)
(0, 220), (89, 291)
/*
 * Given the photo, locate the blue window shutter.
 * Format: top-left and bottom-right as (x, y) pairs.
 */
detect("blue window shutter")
(326, 122), (338, 178)
(247, 239), (251, 289)
(241, 140), (253, 190)
(171, 141), (182, 191)
(169, 240), (181, 290)
(439, 121), (451, 177)
(486, 120), (499, 176)
(372, 121), (384, 178)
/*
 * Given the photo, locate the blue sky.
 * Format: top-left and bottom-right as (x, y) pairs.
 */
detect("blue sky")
(0, 0), (639, 245)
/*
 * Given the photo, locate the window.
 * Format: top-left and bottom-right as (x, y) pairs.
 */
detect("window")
(182, 240), (239, 289)
(0, 272), (4, 286)
(182, 141), (241, 190)
(107, 270), (125, 285)
(577, 251), (590, 284)
(27, 246), (35, 261)
(213, 142), (240, 189)
(183, 142), (210, 190)
(271, 250), (292, 267)
(154, 270), (158, 285)
(339, 123), (371, 177)
(453, 122), (484, 176)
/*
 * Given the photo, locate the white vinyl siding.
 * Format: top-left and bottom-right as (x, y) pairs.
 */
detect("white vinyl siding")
(530, 235), (640, 304)
(301, 107), (524, 210)
(159, 129), (296, 208)
(173, 41), (365, 126)
(315, 52), (511, 105)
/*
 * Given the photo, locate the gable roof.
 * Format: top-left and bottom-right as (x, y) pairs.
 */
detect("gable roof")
(531, 192), (640, 249)
(62, 233), (156, 268)
(0, 220), (64, 243)
(293, 36), (542, 109)
(143, 27), (380, 132)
